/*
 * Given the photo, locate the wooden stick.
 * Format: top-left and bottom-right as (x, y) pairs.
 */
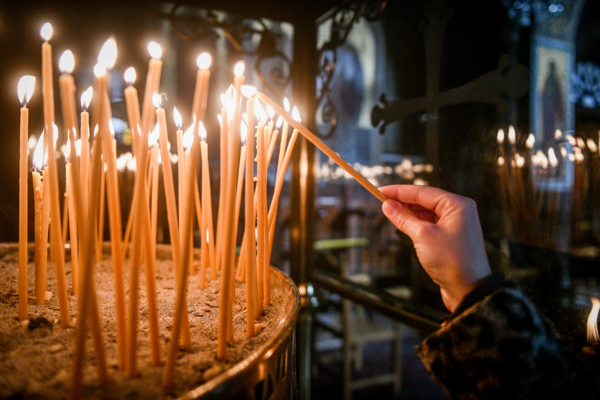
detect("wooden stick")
(257, 92), (387, 202)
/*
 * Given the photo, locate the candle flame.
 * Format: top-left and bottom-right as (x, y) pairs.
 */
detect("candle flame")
(148, 42), (162, 59)
(568, 153), (575, 162)
(199, 121), (207, 142)
(28, 135), (37, 150)
(284, 97), (290, 113)
(127, 157), (136, 172)
(241, 120), (247, 146)
(197, 52), (211, 69)
(240, 85), (257, 98)
(587, 298), (600, 344)
(566, 134), (577, 146)
(266, 105), (275, 120)
(496, 129), (504, 144)
(81, 86), (93, 111)
(99, 38), (117, 70)
(152, 93), (162, 108)
(109, 119), (115, 138)
(59, 50), (75, 74)
(173, 107), (182, 130)
(276, 115), (283, 129)
(93, 63), (106, 78)
(554, 129), (562, 140)
(516, 155), (525, 168)
(526, 133), (535, 149)
(75, 139), (81, 157)
(40, 23), (53, 41)
(576, 152), (585, 163)
(508, 126), (516, 145)
(560, 146), (567, 158)
(183, 123), (195, 150)
(234, 61), (245, 77)
(255, 102), (267, 123)
(292, 106), (301, 122)
(217, 114), (223, 129)
(548, 148), (558, 167)
(587, 139), (598, 153)
(33, 132), (45, 170)
(17, 75), (35, 107)
(94, 124), (99, 137)
(148, 126), (158, 148)
(577, 137), (586, 149)
(124, 67), (136, 85)
(497, 156), (505, 166)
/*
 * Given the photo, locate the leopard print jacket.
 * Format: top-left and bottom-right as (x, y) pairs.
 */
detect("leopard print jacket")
(418, 282), (600, 400)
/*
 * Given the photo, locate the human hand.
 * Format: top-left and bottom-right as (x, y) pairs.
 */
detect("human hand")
(379, 185), (491, 312)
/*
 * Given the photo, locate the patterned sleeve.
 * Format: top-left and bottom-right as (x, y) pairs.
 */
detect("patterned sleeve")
(417, 283), (600, 400)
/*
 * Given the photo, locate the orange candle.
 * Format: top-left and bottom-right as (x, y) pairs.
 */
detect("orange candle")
(149, 132), (160, 252)
(65, 162), (79, 296)
(200, 123), (216, 284)
(192, 52), (212, 123)
(141, 42), (162, 139)
(41, 22), (70, 328)
(31, 165), (43, 300)
(256, 119), (269, 306)
(32, 135), (49, 305)
(124, 67), (141, 157)
(216, 94), (231, 274)
(59, 50), (78, 140)
(79, 87), (92, 228)
(257, 91), (388, 202)
(163, 120), (200, 389)
(18, 76), (35, 321)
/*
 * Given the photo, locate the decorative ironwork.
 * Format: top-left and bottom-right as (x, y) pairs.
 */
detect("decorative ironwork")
(316, 0), (387, 139)
(570, 62), (600, 109)
(165, 4), (293, 92)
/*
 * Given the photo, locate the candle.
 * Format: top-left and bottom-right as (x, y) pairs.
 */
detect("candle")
(80, 87), (92, 221)
(266, 116), (283, 165)
(276, 98), (291, 183)
(31, 139), (44, 302)
(219, 61), (245, 361)
(41, 22), (70, 328)
(257, 91), (388, 202)
(124, 67), (141, 157)
(192, 52), (212, 123)
(141, 42), (162, 138)
(149, 128), (160, 254)
(65, 160), (80, 296)
(243, 100), (257, 336)
(199, 122), (216, 286)
(17, 76), (35, 321)
(32, 135), (49, 305)
(256, 114), (268, 307)
(163, 116), (200, 389)
(154, 94), (192, 351)
(59, 50), (78, 140)
(216, 89), (233, 275)
(174, 107), (186, 271)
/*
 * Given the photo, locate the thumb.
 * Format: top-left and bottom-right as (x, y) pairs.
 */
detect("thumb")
(382, 199), (421, 239)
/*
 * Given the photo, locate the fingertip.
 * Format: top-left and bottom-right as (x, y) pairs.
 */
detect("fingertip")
(382, 199), (401, 217)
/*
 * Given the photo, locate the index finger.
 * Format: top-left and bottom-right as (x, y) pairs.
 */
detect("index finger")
(378, 185), (456, 218)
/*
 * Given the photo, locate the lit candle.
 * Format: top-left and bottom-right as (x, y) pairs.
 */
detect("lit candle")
(17, 76), (35, 321)
(154, 93), (191, 351)
(79, 87), (92, 246)
(192, 52), (212, 123)
(124, 67), (141, 157)
(276, 98), (291, 179)
(149, 126), (160, 254)
(257, 91), (388, 202)
(174, 107), (186, 270)
(242, 97), (257, 336)
(266, 116), (283, 165)
(216, 88), (233, 276)
(59, 50), (78, 140)
(219, 61), (245, 361)
(163, 110), (200, 389)
(31, 137), (44, 303)
(32, 134), (50, 305)
(256, 107), (269, 307)
(97, 46), (127, 368)
(141, 42), (163, 138)
(41, 23), (70, 327)
(64, 140), (80, 296)
(199, 122), (216, 287)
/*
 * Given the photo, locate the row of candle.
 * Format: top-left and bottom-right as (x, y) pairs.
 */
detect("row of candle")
(18, 22), (387, 397)
(495, 126), (600, 248)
